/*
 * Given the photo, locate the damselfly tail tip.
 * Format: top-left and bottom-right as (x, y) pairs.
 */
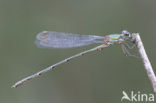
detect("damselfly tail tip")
(11, 81), (23, 88)
(11, 84), (17, 88)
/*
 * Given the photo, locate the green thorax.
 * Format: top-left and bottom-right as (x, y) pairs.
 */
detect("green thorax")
(108, 34), (121, 44)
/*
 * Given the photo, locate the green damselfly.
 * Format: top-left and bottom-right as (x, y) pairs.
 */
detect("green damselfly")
(12, 30), (136, 88)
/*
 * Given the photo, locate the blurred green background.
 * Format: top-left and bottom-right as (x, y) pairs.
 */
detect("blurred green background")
(0, 0), (156, 103)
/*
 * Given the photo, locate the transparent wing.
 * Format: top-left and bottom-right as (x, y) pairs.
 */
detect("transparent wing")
(35, 31), (105, 48)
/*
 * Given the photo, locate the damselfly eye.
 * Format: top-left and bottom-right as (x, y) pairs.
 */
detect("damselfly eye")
(122, 30), (130, 37)
(125, 34), (130, 36)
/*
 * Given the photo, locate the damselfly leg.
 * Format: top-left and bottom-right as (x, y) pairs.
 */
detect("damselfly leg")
(123, 42), (136, 49)
(121, 43), (140, 58)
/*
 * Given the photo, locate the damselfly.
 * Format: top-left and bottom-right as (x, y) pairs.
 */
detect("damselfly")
(12, 30), (136, 88)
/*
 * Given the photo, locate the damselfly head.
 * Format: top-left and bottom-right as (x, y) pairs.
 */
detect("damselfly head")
(122, 30), (131, 37)
(119, 30), (131, 41)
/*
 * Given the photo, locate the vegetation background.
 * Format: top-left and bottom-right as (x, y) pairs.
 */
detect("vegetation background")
(0, 0), (156, 103)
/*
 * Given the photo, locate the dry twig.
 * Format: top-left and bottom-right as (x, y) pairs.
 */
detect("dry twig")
(132, 33), (156, 93)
